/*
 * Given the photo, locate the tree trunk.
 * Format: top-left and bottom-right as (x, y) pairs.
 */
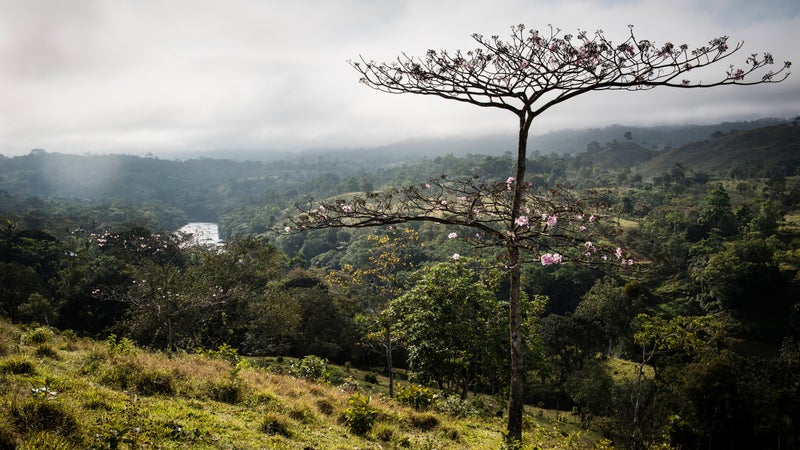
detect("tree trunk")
(385, 326), (394, 398)
(507, 253), (524, 443)
(506, 112), (532, 445)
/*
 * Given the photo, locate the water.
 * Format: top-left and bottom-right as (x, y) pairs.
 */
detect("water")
(176, 222), (222, 247)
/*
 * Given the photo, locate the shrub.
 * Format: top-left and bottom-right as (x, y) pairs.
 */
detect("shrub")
(408, 412), (439, 431)
(394, 383), (435, 410)
(315, 398), (335, 416)
(26, 327), (54, 345)
(20, 431), (74, 450)
(290, 355), (330, 382)
(288, 405), (316, 424)
(0, 356), (36, 375)
(343, 393), (378, 436)
(134, 369), (176, 396)
(106, 334), (136, 355)
(12, 398), (79, 439)
(0, 419), (18, 450)
(197, 343), (243, 366)
(363, 372), (378, 384)
(435, 396), (475, 418)
(207, 376), (245, 404)
(34, 344), (60, 359)
(261, 412), (292, 437)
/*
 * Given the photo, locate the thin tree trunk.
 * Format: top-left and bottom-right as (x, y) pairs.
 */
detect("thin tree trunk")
(506, 112), (532, 445)
(507, 255), (524, 443)
(386, 326), (394, 398)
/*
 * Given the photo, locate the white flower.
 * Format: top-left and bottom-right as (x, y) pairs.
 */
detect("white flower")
(452, 253), (460, 260)
(448, 232), (458, 239)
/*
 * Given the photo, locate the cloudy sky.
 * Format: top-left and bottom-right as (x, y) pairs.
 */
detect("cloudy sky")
(0, 0), (797, 157)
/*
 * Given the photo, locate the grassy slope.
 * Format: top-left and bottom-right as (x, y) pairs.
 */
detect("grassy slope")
(0, 321), (601, 449)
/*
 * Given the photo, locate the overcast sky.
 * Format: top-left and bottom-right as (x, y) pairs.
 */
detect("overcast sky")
(0, 0), (798, 157)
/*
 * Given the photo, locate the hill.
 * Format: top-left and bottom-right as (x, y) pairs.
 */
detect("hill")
(634, 124), (800, 178)
(0, 321), (597, 449)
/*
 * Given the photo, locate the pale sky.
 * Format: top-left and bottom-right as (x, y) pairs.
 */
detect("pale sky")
(0, 0), (798, 157)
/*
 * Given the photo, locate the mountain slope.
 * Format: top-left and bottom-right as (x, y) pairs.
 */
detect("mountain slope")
(634, 124), (800, 178)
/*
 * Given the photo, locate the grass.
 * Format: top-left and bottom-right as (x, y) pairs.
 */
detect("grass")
(0, 320), (606, 449)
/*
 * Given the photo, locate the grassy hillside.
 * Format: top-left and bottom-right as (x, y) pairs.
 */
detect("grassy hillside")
(635, 124), (800, 178)
(0, 321), (601, 449)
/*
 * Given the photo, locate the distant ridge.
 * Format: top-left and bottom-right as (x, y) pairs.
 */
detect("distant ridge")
(634, 124), (800, 178)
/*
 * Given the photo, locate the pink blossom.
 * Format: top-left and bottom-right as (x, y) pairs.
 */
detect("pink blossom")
(341, 205), (353, 213)
(448, 232), (458, 239)
(506, 177), (515, 184)
(459, 196), (467, 202)
(584, 241), (594, 250)
(615, 247), (623, 259)
(580, 226), (587, 231)
(589, 215), (597, 223)
(423, 183), (431, 189)
(441, 200), (448, 206)
(452, 253), (460, 260)
(515, 216), (529, 227)
(540, 253), (563, 266)
(546, 215), (558, 227)
(284, 226), (291, 233)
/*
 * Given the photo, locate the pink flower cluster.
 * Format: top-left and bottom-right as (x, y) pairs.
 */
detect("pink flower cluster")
(540, 253), (563, 266)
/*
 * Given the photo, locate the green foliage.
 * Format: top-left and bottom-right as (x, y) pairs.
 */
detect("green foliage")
(261, 412), (293, 437)
(25, 326), (54, 344)
(290, 355), (330, 382)
(388, 259), (506, 397)
(394, 383), (435, 410)
(11, 397), (80, 441)
(342, 393), (378, 435)
(198, 343), (244, 366)
(106, 334), (136, 355)
(0, 356), (36, 375)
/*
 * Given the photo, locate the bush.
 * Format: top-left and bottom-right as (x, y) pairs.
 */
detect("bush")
(315, 398), (335, 416)
(26, 327), (54, 345)
(394, 383), (435, 410)
(98, 359), (176, 396)
(343, 393), (378, 436)
(435, 396), (475, 418)
(408, 412), (439, 431)
(363, 372), (378, 384)
(0, 420), (18, 450)
(106, 334), (136, 355)
(290, 355), (330, 382)
(207, 376), (245, 404)
(0, 356), (36, 375)
(134, 369), (176, 396)
(20, 431), (74, 450)
(12, 398), (80, 439)
(261, 412), (292, 437)
(34, 344), (60, 359)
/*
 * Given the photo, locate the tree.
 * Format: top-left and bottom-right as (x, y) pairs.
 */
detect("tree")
(327, 228), (423, 397)
(388, 258), (506, 399)
(286, 24), (789, 444)
(631, 313), (729, 446)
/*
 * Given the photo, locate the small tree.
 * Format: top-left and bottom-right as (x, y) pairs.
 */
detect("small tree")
(326, 228), (422, 397)
(285, 24), (789, 443)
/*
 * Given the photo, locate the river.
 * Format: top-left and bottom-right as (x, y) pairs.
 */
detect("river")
(176, 222), (222, 247)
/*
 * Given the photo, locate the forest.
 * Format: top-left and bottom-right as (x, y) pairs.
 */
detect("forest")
(1, 120), (799, 448)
